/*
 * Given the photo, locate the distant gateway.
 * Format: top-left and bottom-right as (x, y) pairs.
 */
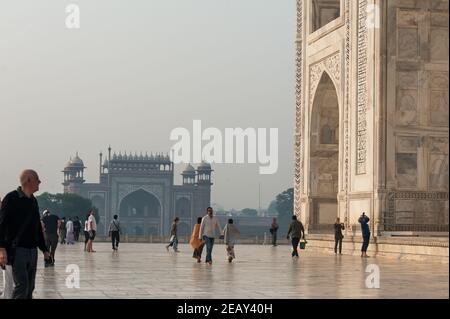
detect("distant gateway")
(62, 147), (212, 236)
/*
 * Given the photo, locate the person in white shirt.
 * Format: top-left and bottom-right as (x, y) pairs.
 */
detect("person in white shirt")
(86, 210), (97, 253)
(65, 218), (75, 245)
(199, 207), (222, 265)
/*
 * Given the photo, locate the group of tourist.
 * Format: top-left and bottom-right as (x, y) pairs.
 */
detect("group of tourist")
(51, 215), (82, 246)
(40, 212), (83, 265)
(166, 209), (305, 263)
(0, 169), (373, 299)
(0, 169), (119, 299)
(167, 207), (240, 264)
(270, 215), (370, 257)
(38, 208), (100, 268)
(332, 214), (370, 257)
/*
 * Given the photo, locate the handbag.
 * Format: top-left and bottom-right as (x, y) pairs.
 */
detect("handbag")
(299, 239), (307, 250)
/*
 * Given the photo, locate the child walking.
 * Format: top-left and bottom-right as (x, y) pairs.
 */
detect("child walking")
(222, 219), (240, 263)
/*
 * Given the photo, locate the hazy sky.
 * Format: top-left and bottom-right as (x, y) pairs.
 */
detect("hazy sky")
(0, 0), (296, 210)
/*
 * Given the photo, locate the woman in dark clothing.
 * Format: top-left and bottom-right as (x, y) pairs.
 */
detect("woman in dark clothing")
(334, 217), (345, 254)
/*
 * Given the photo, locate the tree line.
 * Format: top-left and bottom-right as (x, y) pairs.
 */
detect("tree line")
(36, 187), (294, 230)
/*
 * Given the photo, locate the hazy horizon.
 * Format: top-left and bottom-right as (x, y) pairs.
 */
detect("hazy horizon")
(0, 0), (296, 210)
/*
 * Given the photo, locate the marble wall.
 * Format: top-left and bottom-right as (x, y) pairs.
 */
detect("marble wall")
(388, 0), (449, 228)
(295, 0), (449, 234)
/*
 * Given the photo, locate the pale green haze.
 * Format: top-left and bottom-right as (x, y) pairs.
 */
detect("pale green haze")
(0, 0), (295, 209)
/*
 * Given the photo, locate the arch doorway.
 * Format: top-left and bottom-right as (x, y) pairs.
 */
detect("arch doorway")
(119, 189), (161, 218)
(309, 72), (340, 231)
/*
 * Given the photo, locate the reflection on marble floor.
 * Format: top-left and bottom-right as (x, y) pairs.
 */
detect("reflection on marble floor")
(1, 243), (448, 299)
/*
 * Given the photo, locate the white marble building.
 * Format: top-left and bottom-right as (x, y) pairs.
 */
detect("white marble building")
(294, 0), (449, 236)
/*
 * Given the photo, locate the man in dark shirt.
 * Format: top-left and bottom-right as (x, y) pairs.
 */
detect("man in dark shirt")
(270, 218), (279, 246)
(0, 170), (50, 299)
(286, 215), (305, 258)
(41, 210), (60, 267)
(58, 217), (66, 244)
(334, 217), (345, 254)
(73, 216), (81, 242)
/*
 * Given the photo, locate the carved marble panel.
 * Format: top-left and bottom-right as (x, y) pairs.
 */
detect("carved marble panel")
(429, 154), (449, 190)
(430, 28), (449, 61)
(430, 90), (449, 126)
(430, 72), (449, 89)
(398, 28), (419, 60)
(429, 137), (449, 191)
(309, 52), (341, 107)
(388, 190), (449, 227)
(395, 199), (448, 225)
(396, 89), (418, 125)
(397, 153), (418, 187)
(429, 137), (449, 154)
(396, 0), (420, 9)
(397, 136), (420, 153)
(311, 154), (339, 195)
(397, 10), (418, 26)
(356, 0), (368, 175)
(396, 136), (419, 188)
(431, 12), (449, 27)
(317, 202), (338, 224)
(431, 0), (449, 11)
(398, 71), (418, 88)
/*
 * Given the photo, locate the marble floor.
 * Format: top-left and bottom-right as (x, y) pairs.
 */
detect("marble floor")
(1, 243), (448, 299)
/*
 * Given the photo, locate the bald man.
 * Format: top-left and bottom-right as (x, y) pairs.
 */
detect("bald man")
(0, 170), (50, 299)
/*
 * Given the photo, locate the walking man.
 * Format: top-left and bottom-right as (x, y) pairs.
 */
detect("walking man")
(334, 217), (345, 254)
(0, 170), (50, 299)
(166, 217), (180, 252)
(108, 215), (121, 251)
(270, 218), (279, 246)
(58, 217), (66, 245)
(41, 210), (60, 266)
(358, 212), (370, 257)
(199, 207), (222, 265)
(286, 215), (305, 258)
(73, 216), (81, 242)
